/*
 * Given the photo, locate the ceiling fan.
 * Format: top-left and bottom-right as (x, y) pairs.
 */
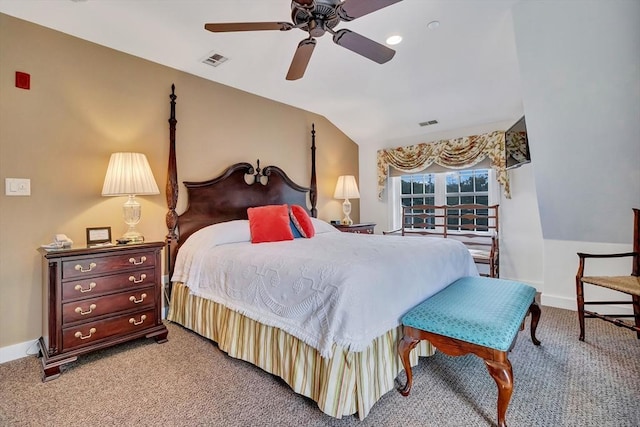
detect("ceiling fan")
(204, 0), (404, 80)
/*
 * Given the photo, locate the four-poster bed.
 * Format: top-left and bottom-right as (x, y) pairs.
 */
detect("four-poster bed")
(162, 85), (478, 419)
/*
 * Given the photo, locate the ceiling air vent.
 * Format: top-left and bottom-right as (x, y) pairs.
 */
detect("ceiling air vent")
(419, 120), (439, 127)
(202, 52), (229, 67)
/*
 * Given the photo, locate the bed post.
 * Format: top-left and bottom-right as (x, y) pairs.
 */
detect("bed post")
(165, 84), (178, 296)
(310, 123), (318, 218)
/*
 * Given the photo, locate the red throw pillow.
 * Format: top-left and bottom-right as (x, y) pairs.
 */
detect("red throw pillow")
(247, 205), (294, 243)
(290, 205), (315, 238)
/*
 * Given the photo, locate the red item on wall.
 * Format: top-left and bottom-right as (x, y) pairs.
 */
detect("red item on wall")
(15, 71), (30, 90)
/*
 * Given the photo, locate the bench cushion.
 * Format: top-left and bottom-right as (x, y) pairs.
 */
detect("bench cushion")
(401, 277), (536, 351)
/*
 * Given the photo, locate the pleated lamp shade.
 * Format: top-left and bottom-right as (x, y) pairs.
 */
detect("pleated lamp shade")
(333, 175), (360, 200)
(102, 153), (159, 196)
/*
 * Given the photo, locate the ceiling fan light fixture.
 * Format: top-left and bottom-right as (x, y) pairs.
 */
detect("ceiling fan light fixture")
(386, 35), (402, 45)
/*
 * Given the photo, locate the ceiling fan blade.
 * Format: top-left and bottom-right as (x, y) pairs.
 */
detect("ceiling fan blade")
(337, 0), (403, 21)
(204, 22), (293, 33)
(286, 38), (317, 81)
(332, 29), (395, 64)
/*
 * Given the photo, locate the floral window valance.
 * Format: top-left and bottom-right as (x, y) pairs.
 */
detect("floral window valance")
(376, 130), (510, 200)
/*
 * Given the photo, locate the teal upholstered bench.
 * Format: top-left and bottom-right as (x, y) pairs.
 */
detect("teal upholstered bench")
(397, 276), (541, 427)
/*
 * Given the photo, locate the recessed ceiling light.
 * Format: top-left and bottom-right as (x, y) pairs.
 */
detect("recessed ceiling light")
(386, 35), (403, 46)
(427, 20), (440, 30)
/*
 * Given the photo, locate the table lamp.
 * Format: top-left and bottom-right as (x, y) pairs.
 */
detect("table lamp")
(101, 152), (159, 243)
(333, 175), (360, 225)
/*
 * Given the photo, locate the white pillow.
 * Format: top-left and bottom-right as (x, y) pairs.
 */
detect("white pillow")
(185, 220), (251, 248)
(172, 220), (252, 284)
(310, 217), (340, 234)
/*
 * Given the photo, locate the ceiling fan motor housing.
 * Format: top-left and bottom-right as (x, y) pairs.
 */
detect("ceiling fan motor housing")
(291, 0), (341, 35)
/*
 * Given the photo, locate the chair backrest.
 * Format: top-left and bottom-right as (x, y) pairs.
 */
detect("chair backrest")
(633, 208), (639, 276)
(401, 204), (498, 237)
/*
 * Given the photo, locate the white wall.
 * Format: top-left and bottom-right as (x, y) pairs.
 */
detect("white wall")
(512, 0), (639, 312)
(360, 0), (639, 315)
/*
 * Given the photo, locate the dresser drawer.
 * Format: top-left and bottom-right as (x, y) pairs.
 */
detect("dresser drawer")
(62, 250), (157, 280)
(62, 287), (155, 325)
(62, 308), (157, 352)
(62, 268), (156, 301)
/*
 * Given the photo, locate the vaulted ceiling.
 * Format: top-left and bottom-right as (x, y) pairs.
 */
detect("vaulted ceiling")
(0, 0), (524, 147)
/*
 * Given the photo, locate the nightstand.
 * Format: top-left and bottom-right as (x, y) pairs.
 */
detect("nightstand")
(38, 242), (168, 381)
(333, 223), (376, 234)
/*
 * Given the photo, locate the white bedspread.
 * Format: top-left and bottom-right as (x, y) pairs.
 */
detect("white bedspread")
(172, 219), (478, 357)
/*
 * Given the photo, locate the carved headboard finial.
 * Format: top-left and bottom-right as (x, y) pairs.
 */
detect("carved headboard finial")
(252, 159), (269, 185)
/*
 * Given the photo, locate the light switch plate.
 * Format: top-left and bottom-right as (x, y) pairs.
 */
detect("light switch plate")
(5, 178), (31, 196)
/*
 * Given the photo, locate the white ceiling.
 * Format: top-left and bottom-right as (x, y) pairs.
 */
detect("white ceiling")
(0, 0), (524, 147)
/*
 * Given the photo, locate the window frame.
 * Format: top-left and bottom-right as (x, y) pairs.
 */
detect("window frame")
(389, 168), (498, 232)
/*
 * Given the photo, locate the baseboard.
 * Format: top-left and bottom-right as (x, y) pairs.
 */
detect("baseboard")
(541, 293), (634, 315)
(0, 339), (39, 364)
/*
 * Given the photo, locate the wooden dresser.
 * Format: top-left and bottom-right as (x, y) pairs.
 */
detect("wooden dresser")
(38, 242), (168, 381)
(333, 223), (376, 234)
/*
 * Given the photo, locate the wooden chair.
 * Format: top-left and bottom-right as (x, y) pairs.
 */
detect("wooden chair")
(401, 204), (500, 278)
(576, 208), (640, 341)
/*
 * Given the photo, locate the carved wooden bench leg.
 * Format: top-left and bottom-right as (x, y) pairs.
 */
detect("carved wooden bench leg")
(484, 355), (513, 427)
(529, 302), (541, 345)
(397, 334), (420, 396)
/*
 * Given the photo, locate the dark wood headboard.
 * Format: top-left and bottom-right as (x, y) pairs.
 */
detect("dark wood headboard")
(164, 85), (318, 281)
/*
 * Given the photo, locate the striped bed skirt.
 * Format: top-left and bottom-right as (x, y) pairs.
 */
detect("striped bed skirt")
(167, 282), (434, 419)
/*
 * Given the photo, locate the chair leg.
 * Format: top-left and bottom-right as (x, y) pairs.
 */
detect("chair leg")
(633, 295), (640, 340)
(576, 279), (586, 341)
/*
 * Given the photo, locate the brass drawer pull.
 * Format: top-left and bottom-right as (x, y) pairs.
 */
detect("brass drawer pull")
(128, 256), (147, 266)
(74, 262), (96, 273)
(129, 293), (147, 304)
(129, 315), (147, 326)
(74, 282), (97, 293)
(74, 327), (96, 340)
(128, 274), (147, 284)
(74, 304), (97, 315)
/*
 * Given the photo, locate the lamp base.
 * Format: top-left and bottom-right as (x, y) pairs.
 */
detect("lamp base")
(340, 216), (354, 226)
(121, 195), (144, 244)
(121, 229), (144, 244)
(341, 198), (353, 226)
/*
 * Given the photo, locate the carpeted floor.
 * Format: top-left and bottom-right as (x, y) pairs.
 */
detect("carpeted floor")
(0, 306), (638, 427)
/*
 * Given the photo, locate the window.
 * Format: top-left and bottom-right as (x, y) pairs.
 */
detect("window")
(390, 168), (496, 231)
(444, 170), (490, 231)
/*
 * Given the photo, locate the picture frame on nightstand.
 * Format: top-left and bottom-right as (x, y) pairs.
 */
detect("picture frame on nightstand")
(86, 226), (112, 246)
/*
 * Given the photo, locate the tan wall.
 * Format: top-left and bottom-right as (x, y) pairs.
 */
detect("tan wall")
(0, 14), (359, 350)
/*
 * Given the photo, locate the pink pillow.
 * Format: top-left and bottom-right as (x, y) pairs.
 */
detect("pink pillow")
(290, 205), (315, 238)
(247, 205), (294, 243)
